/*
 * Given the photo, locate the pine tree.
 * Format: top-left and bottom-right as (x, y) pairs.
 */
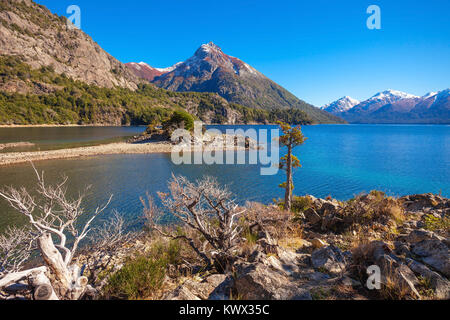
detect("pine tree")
(277, 121), (308, 211)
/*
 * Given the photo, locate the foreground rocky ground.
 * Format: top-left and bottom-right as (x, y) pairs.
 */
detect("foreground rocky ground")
(1, 192), (448, 300)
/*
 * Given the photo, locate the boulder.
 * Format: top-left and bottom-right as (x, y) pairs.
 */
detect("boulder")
(320, 201), (340, 215)
(321, 215), (343, 231)
(164, 286), (201, 300)
(402, 229), (444, 243)
(304, 208), (321, 225)
(406, 259), (450, 300)
(164, 274), (233, 301)
(411, 240), (450, 277)
(311, 246), (347, 274)
(234, 263), (311, 300)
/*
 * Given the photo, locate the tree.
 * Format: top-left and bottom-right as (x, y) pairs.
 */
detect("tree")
(142, 175), (245, 272)
(277, 121), (308, 211)
(0, 165), (113, 300)
(163, 110), (195, 134)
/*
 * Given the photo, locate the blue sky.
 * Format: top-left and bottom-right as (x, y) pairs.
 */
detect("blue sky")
(36, 0), (449, 107)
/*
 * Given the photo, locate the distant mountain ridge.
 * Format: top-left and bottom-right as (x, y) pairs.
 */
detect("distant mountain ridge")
(125, 62), (182, 82)
(128, 42), (345, 124)
(323, 89), (450, 124)
(322, 96), (360, 114)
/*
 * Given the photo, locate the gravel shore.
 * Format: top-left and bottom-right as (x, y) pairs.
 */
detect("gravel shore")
(0, 141), (250, 166)
(0, 142), (174, 166)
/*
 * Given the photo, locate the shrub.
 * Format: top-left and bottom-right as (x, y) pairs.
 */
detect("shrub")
(292, 196), (312, 213)
(342, 191), (405, 227)
(103, 240), (180, 300)
(423, 214), (450, 232)
(163, 110), (195, 133)
(103, 255), (167, 300)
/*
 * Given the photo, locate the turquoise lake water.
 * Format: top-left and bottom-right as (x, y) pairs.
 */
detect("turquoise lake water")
(0, 124), (448, 230)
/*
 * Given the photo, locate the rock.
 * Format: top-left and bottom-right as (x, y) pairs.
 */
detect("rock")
(403, 229), (444, 243)
(164, 285), (201, 300)
(311, 238), (328, 249)
(394, 241), (411, 257)
(406, 259), (450, 300)
(165, 274), (233, 301)
(304, 272), (331, 283)
(304, 208), (322, 225)
(311, 246), (347, 274)
(320, 201), (340, 215)
(207, 275), (234, 300)
(235, 263), (312, 300)
(376, 254), (421, 299)
(401, 194), (445, 211)
(411, 240), (450, 277)
(264, 249), (300, 277)
(364, 241), (421, 299)
(256, 238), (278, 255)
(321, 215), (343, 231)
(341, 276), (362, 288)
(3, 283), (31, 295)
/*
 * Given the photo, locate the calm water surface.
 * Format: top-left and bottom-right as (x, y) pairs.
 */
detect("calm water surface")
(0, 126), (145, 152)
(0, 124), (448, 231)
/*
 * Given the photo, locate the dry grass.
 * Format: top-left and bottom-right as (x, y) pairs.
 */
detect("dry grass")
(342, 191), (406, 230)
(244, 202), (302, 241)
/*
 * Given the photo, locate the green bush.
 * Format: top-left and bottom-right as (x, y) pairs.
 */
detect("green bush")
(423, 214), (450, 232)
(292, 196), (313, 213)
(103, 255), (167, 300)
(103, 240), (181, 300)
(163, 110), (195, 132)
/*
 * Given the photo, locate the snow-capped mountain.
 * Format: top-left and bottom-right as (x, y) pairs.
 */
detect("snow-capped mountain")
(131, 42), (344, 123)
(327, 89), (450, 124)
(126, 62), (182, 82)
(322, 96), (360, 114)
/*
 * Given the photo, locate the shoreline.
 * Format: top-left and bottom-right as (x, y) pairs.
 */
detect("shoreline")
(0, 142), (173, 166)
(0, 124), (146, 128)
(0, 141), (252, 166)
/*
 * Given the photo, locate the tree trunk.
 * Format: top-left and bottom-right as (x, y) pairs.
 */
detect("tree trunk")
(285, 144), (293, 211)
(28, 270), (59, 300)
(38, 233), (72, 291)
(0, 266), (47, 288)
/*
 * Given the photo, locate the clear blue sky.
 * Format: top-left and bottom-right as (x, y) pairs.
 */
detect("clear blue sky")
(36, 0), (449, 107)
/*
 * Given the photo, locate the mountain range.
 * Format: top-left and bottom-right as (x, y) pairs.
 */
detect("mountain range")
(322, 89), (450, 124)
(0, 0), (342, 125)
(1, 0), (446, 125)
(127, 42), (344, 124)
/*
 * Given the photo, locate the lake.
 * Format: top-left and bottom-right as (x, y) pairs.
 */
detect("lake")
(0, 124), (449, 231)
(0, 126), (145, 152)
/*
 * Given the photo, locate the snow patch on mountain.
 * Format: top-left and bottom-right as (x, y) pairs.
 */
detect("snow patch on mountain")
(369, 89), (419, 101)
(322, 96), (360, 114)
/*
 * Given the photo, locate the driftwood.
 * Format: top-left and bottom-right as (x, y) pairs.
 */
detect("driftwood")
(0, 164), (113, 300)
(0, 266), (47, 288)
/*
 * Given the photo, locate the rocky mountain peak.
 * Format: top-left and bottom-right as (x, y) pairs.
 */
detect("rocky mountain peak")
(322, 96), (360, 114)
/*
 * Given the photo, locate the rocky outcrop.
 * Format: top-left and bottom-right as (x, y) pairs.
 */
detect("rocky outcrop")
(2, 193), (448, 300)
(311, 246), (347, 275)
(0, 0), (140, 90)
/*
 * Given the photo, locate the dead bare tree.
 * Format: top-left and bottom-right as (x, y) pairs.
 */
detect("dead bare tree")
(142, 174), (245, 272)
(0, 164), (112, 300)
(0, 226), (36, 277)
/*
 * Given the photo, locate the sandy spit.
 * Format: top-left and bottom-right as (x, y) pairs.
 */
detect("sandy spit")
(0, 142), (174, 166)
(0, 142), (249, 166)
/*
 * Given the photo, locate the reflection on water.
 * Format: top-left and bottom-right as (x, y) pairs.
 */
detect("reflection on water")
(0, 124), (449, 232)
(0, 126), (145, 152)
